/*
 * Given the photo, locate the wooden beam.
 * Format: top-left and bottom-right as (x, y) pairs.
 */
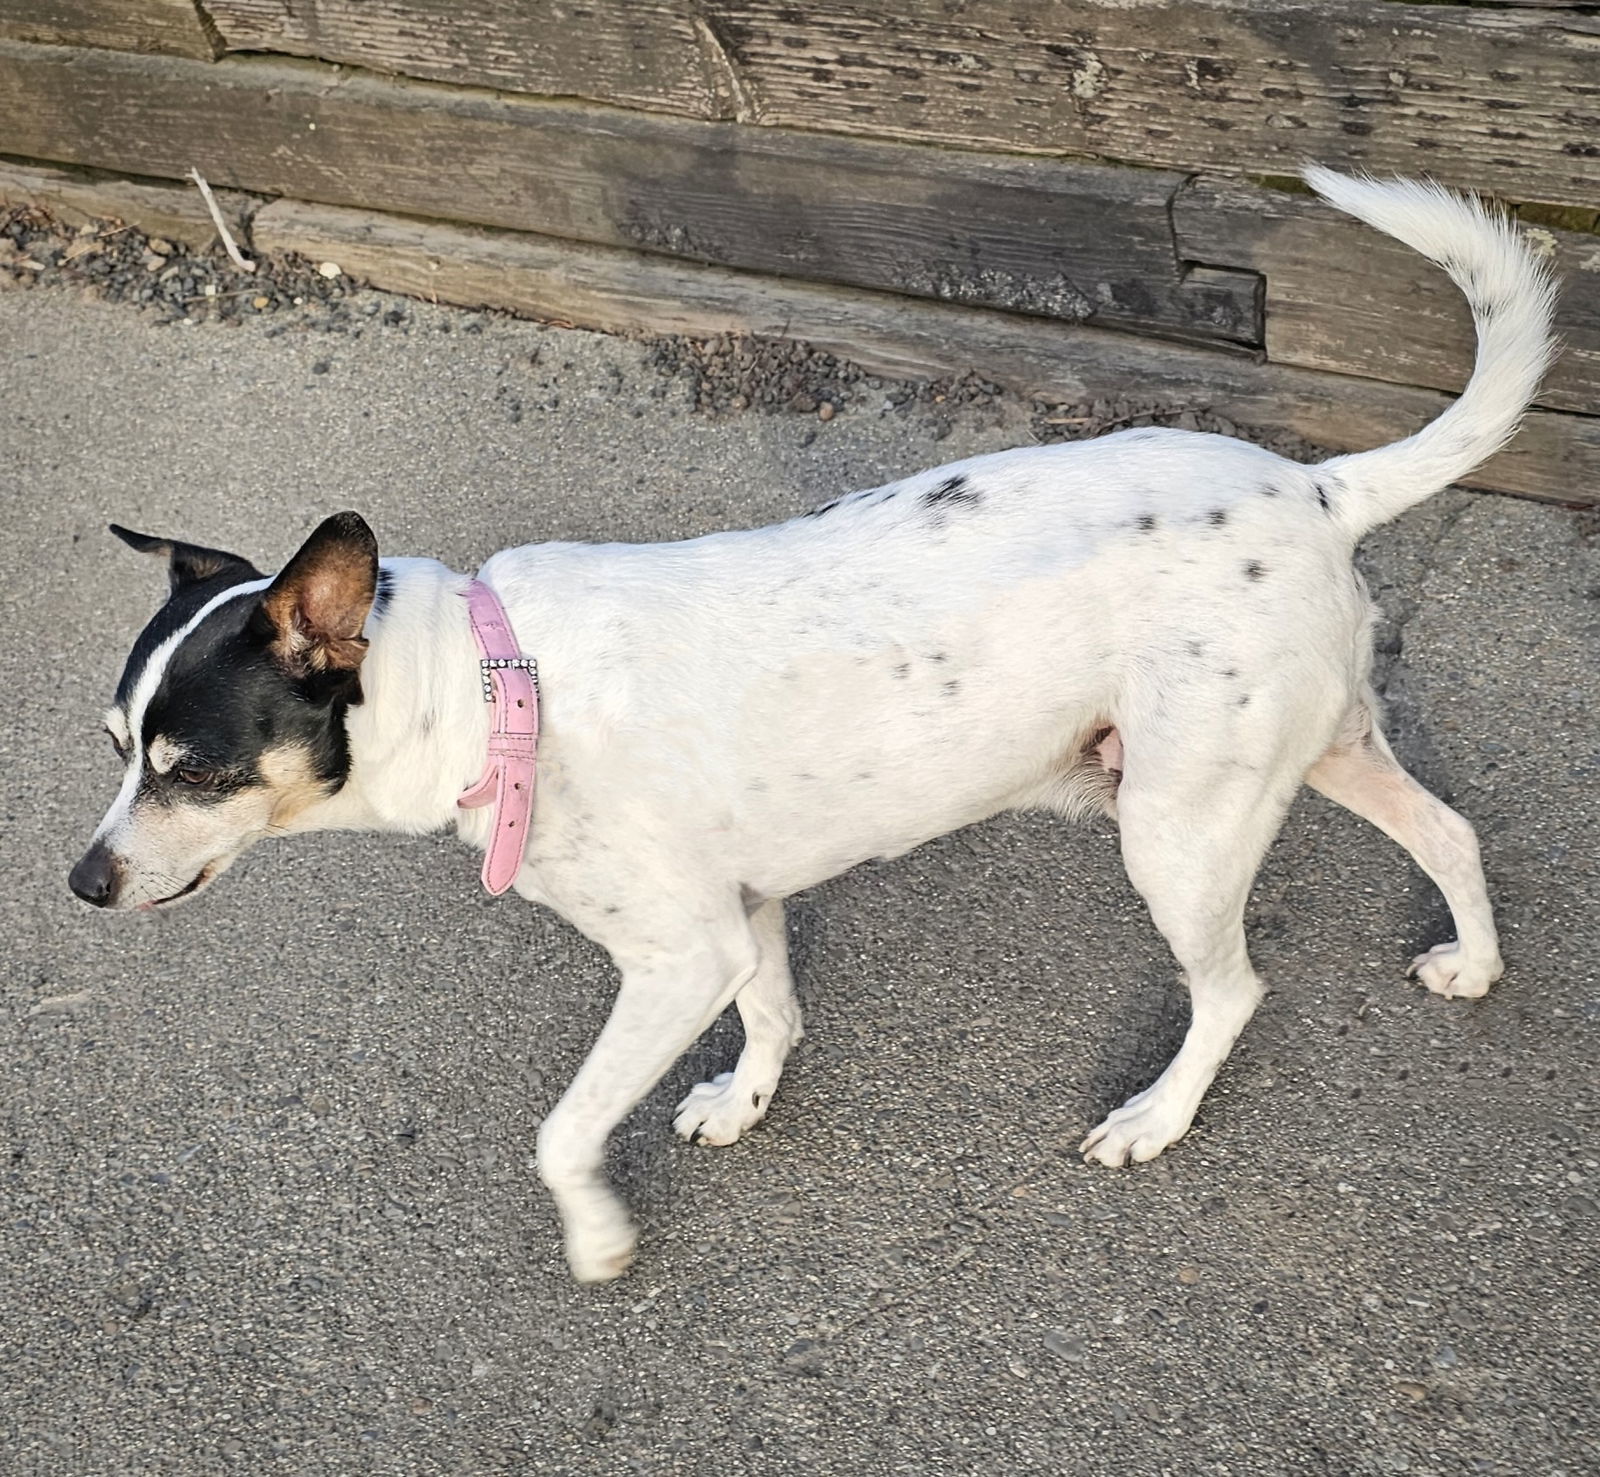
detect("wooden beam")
(0, 40), (1260, 347)
(1175, 174), (1600, 417)
(0, 158), (255, 250)
(711, 0), (1600, 211)
(251, 197), (1599, 505)
(0, 0), (221, 58)
(202, 1), (730, 119)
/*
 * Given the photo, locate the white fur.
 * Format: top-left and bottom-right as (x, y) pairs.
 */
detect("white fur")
(88, 169), (1552, 1281)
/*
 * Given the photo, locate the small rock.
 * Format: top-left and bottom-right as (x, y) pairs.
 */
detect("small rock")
(1043, 1330), (1086, 1362)
(1396, 1380), (1427, 1402)
(147, 238), (173, 256)
(317, 261), (342, 278)
(252, 295), (270, 309)
(817, 401), (835, 422)
(26, 990), (94, 1018)
(1178, 1265), (1200, 1284)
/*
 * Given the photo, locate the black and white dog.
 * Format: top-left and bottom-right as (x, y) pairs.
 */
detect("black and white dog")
(71, 169), (1555, 1281)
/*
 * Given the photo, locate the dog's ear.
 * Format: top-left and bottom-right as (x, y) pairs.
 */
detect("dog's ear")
(256, 512), (379, 676)
(110, 524), (262, 593)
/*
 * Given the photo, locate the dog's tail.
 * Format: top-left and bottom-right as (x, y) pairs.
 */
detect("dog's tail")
(1303, 165), (1558, 540)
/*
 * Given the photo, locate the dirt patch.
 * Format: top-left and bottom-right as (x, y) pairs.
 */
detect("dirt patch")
(641, 328), (1328, 459)
(643, 331), (1015, 439)
(4, 196), (1320, 460)
(0, 201), (367, 331)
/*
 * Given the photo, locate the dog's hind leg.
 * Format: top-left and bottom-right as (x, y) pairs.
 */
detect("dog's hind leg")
(537, 902), (760, 1282)
(673, 899), (804, 1147)
(1306, 708), (1502, 999)
(1081, 746), (1307, 1169)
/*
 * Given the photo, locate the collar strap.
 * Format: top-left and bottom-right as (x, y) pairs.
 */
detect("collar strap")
(456, 578), (538, 895)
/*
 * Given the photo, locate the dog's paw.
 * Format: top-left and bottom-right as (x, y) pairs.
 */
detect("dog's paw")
(673, 1070), (771, 1147)
(1080, 1088), (1193, 1169)
(566, 1216), (638, 1284)
(1408, 941), (1502, 1000)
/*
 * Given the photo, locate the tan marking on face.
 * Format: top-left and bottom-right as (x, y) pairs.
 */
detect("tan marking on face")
(146, 735), (188, 774)
(260, 744), (337, 829)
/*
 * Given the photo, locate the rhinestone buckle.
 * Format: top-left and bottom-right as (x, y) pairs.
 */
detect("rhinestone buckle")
(479, 655), (539, 702)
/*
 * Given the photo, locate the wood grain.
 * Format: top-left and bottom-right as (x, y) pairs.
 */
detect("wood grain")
(710, 0), (1600, 210)
(1176, 174), (1600, 415)
(0, 40), (1260, 345)
(252, 196), (1599, 504)
(0, 159), (255, 249)
(202, 1), (730, 118)
(0, 0), (220, 58)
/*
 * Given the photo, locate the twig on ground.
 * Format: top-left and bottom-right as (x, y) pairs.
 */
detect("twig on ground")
(186, 168), (255, 272)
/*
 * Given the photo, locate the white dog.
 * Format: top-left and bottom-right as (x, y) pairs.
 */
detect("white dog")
(72, 167), (1555, 1281)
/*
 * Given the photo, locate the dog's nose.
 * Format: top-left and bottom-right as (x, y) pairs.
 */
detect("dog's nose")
(68, 843), (119, 908)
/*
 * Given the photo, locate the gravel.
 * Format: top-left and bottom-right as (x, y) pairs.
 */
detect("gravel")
(1, 233), (1597, 1477)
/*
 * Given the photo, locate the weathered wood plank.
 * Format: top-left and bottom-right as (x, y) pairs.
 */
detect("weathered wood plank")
(1175, 174), (1600, 416)
(203, 1), (730, 119)
(712, 0), (1600, 210)
(0, 40), (1261, 346)
(0, 0), (221, 58)
(0, 159), (255, 249)
(252, 196), (1599, 504)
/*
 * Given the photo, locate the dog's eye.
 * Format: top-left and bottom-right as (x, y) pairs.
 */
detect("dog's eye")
(175, 767), (216, 787)
(106, 731), (129, 762)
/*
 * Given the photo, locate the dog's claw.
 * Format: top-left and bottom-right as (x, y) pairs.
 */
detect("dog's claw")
(673, 1069), (772, 1146)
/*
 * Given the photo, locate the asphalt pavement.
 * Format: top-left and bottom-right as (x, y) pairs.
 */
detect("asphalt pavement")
(1, 283), (1595, 1477)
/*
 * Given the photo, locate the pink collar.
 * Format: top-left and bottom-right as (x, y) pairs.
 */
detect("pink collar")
(456, 579), (538, 895)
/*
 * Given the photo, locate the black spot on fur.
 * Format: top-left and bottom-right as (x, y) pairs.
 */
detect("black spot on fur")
(1136, 514), (1157, 533)
(1222, 668), (1240, 680)
(1315, 483), (1331, 514)
(1260, 481), (1279, 498)
(1235, 693), (1252, 708)
(804, 498), (841, 520)
(1186, 639), (1206, 658)
(923, 474), (979, 508)
(372, 566), (395, 617)
(1244, 560), (1267, 581)
(928, 652), (950, 664)
(1208, 508), (1228, 528)
(921, 475), (982, 525)
(942, 680), (960, 698)
(891, 662), (910, 679)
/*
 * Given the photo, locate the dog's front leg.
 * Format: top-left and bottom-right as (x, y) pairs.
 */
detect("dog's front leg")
(537, 908), (759, 1283)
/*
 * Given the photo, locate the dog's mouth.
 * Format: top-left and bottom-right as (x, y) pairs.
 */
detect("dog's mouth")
(140, 862), (218, 911)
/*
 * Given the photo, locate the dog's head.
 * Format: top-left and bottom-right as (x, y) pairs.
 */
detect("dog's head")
(69, 513), (379, 912)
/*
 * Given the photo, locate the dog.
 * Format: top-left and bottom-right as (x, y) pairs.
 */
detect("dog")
(71, 167), (1555, 1282)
